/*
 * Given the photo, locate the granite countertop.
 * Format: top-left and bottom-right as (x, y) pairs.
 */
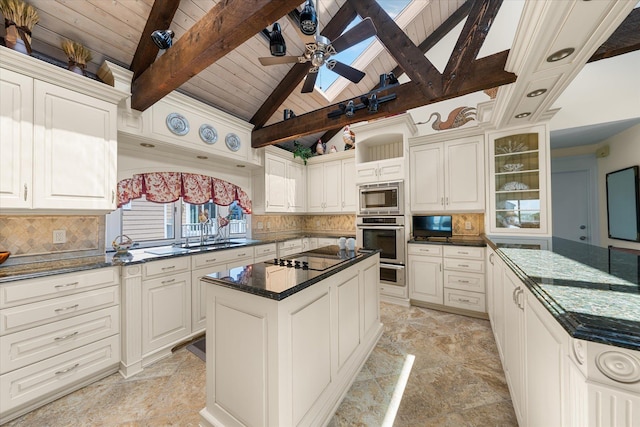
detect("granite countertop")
(201, 246), (378, 301)
(494, 237), (640, 351)
(0, 234), (355, 283)
(408, 236), (486, 247)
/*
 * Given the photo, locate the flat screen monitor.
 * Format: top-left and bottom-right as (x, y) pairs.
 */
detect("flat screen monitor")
(413, 215), (453, 239)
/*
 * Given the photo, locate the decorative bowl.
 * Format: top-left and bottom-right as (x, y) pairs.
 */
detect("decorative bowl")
(0, 251), (10, 265)
(502, 163), (524, 172)
(501, 181), (530, 191)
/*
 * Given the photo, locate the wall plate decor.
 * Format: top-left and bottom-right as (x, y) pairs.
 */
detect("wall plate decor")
(501, 181), (530, 191)
(225, 133), (241, 152)
(166, 113), (189, 136)
(199, 124), (218, 144)
(501, 163), (524, 172)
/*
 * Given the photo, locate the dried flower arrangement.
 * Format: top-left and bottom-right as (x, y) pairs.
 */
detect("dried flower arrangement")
(0, 0), (39, 53)
(61, 39), (92, 74)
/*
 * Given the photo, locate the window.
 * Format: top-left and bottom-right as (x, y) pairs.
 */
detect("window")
(106, 196), (248, 250)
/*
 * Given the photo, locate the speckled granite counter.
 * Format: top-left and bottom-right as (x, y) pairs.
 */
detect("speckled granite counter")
(201, 246), (379, 300)
(408, 236), (487, 247)
(493, 237), (639, 350)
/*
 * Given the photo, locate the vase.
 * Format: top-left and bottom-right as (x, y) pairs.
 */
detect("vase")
(6, 37), (29, 54)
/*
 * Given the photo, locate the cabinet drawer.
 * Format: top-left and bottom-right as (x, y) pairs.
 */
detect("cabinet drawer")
(380, 283), (407, 298)
(0, 335), (119, 414)
(443, 288), (485, 312)
(0, 306), (119, 374)
(444, 271), (485, 293)
(0, 267), (119, 308)
(444, 258), (484, 273)
(408, 244), (442, 256)
(143, 256), (190, 279)
(0, 286), (119, 336)
(278, 239), (302, 250)
(191, 247), (253, 270)
(443, 246), (485, 260)
(254, 243), (277, 258)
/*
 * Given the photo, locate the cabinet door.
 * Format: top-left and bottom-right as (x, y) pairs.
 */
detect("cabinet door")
(341, 159), (357, 212)
(32, 81), (116, 210)
(445, 138), (484, 211)
(408, 255), (443, 304)
(142, 272), (191, 354)
(288, 161), (306, 212)
(306, 163), (324, 212)
(265, 155), (287, 212)
(355, 163), (378, 184)
(410, 144), (444, 211)
(487, 250), (505, 359)
(377, 158), (404, 182)
(502, 268), (526, 424)
(0, 69), (33, 209)
(323, 161), (342, 211)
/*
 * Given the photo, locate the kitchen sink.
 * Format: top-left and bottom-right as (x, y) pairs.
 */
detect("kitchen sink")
(144, 247), (191, 256)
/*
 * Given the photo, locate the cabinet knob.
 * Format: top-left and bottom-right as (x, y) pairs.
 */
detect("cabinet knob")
(112, 190), (115, 203)
(440, 197), (444, 206)
(580, 236), (586, 241)
(23, 184), (28, 201)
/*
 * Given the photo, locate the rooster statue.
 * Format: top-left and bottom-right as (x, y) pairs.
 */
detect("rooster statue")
(343, 125), (355, 150)
(427, 106), (477, 131)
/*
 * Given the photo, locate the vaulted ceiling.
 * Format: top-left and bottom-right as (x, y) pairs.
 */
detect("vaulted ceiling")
(3, 0), (638, 150)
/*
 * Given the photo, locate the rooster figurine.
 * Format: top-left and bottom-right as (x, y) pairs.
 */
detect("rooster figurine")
(427, 106), (476, 131)
(343, 125), (355, 150)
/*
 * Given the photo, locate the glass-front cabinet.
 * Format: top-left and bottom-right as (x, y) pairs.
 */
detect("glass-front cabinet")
(488, 125), (550, 235)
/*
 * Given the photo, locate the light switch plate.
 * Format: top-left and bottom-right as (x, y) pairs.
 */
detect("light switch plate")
(465, 221), (472, 230)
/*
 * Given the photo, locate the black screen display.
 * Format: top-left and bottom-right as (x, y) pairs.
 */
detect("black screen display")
(412, 215), (453, 238)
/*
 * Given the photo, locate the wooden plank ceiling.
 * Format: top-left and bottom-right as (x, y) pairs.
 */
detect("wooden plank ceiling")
(3, 0), (637, 149)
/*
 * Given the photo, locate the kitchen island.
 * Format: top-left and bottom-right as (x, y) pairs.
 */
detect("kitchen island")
(199, 246), (382, 427)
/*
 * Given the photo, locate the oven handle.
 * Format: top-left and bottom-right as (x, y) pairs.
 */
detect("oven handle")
(380, 263), (405, 270)
(356, 225), (404, 230)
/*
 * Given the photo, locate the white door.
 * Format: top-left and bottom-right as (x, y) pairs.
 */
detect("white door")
(306, 163), (324, 212)
(323, 161), (342, 211)
(551, 155), (598, 244)
(288, 161), (306, 212)
(446, 138), (484, 211)
(341, 159), (357, 212)
(410, 144), (444, 211)
(265, 155), (287, 212)
(408, 256), (443, 304)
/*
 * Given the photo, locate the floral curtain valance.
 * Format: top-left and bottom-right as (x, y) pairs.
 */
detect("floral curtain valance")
(117, 172), (252, 213)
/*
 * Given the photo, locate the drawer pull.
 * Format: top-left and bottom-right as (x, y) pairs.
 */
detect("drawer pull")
(55, 282), (79, 289)
(237, 253), (247, 257)
(55, 304), (79, 313)
(458, 280), (470, 283)
(162, 278), (176, 284)
(458, 251), (469, 255)
(457, 298), (471, 303)
(54, 331), (79, 341)
(205, 258), (218, 263)
(458, 264), (469, 268)
(55, 363), (80, 375)
(161, 266), (176, 270)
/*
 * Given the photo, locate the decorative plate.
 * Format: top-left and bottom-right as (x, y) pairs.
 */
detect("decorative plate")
(199, 124), (218, 144)
(166, 113), (189, 136)
(501, 181), (530, 191)
(225, 133), (241, 152)
(501, 163), (524, 172)
(496, 140), (528, 154)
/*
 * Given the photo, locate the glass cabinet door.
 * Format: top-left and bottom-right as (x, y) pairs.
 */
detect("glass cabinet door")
(489, 125), (549, 235)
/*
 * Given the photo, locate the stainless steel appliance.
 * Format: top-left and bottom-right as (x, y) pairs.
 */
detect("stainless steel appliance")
(356, 215), (406, 288)
(358, 181), (404, 216)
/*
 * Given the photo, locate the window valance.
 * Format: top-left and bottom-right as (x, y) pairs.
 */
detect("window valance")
(117, 172), (251, 213)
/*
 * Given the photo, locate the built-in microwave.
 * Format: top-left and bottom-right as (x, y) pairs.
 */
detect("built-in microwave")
(358, 181), (403, 216)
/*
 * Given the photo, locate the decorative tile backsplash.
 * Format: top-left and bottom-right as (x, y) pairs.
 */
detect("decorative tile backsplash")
(451, 213), (484, 236)
(0, 216), (105, 261)
(252, 214), (356, 238)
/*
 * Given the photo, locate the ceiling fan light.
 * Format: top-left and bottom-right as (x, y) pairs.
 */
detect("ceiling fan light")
(300, 0), (318, 36)
(151, 29), (174, 50)
(269, 23), (286, 56)
(311, 51), (324, 67)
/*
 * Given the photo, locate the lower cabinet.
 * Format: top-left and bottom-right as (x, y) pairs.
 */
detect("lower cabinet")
(408, 245), (443, 304)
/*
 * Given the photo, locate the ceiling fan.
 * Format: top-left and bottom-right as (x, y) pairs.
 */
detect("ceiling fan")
(259, 17), (377, 93)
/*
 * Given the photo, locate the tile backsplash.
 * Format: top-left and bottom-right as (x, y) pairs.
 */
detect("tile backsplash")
(0, 215), (105, 262)
(252, 214), (356, 238)
(451, 213), (484, 236)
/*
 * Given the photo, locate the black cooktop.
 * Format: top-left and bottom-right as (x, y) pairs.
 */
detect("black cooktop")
(264, 254), (350, 271)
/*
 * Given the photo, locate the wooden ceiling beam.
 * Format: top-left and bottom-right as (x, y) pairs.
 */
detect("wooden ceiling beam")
(131, 0), (302, 112)
(588, 7), (640, 62)
(442, 0), (503, 94)
(130, 1), (180, 81)
(250, 2), (357, 128)
(348, 0), (443, 99)
(252, 50), (516, 147)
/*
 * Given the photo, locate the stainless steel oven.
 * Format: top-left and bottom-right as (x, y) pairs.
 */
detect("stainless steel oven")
(359, 181), (403, 216)
(356, 216), (405, 265)
(380, 263), (405, 287)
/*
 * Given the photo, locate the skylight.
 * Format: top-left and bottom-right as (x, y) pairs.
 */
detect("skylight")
(315, 0), (412, 95)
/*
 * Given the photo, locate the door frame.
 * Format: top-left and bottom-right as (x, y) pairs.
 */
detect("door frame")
(551, 154), (600, 246)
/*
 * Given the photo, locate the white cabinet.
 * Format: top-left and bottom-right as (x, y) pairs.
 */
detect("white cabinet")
(341, 158), (357, 211)
(409, 136), (484, 212)
(0, 267), (120, 424)
(253, 243), (277, 263)
(355, 158), (404, 184)
(0, 49), (124, 213)
(278, 239), (303, 257)
(488, 124), (550, 235)
(486, 248), (505, 359)
(307, 161), (341, 212)
(261, 150), (306, 213)
(502, 267), (526, 424)
(408, 244), (443, 304)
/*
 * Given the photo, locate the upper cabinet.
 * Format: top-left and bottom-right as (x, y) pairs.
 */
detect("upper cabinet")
(488, 124), (550, 235)
(409, 135), (485, 212)
(307, 150), (355, 213)
(252, 147), (306, 214)
(351, 114), (417, 185)
(0, 48), (127, 213)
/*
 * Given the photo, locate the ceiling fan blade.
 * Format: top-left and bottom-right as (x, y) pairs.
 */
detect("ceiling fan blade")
(258, 56), (301, 66)
(327, 60), (365, 84)
(301, 69), (319, 93)
(330, 18), (377, 53)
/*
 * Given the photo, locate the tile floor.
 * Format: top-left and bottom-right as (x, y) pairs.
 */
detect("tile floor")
(4, 303), (517, 427)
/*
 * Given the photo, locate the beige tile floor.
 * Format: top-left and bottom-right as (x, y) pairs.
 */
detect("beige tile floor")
(4, 303), (517, 427)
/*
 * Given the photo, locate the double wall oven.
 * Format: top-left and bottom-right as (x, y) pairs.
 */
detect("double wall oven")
(356, 181), (406, 289)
